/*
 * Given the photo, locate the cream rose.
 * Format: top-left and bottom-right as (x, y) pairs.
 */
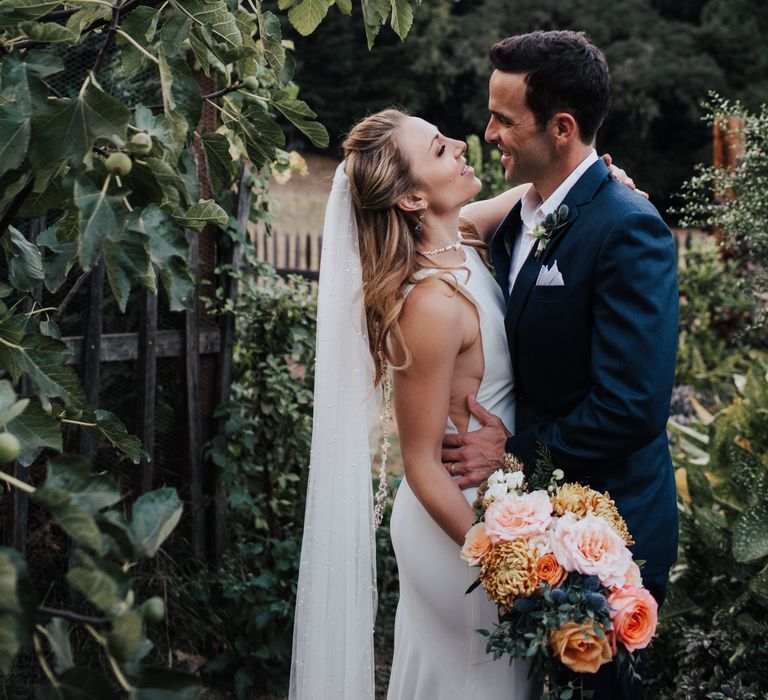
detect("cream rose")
(550, 512), (633, 588)
(484, 490), (553, 543)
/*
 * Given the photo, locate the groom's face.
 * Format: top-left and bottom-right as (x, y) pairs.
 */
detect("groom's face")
(485, 70), (553, 185)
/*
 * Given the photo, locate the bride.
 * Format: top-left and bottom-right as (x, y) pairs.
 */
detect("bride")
(289, 108), (634, 700)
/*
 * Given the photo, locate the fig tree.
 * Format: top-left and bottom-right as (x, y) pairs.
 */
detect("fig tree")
(141, 596), (165, 624)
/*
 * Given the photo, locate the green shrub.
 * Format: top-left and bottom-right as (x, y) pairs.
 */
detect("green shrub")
(647, 355), (768, 697)
(167, 253), (315, 699)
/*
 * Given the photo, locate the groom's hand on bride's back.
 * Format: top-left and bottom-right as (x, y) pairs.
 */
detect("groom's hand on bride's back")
(441, 395), (511, 489)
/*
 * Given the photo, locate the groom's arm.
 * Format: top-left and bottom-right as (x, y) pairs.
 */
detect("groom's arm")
(505, 209), (678, 475)
(443, 208), (677, 487)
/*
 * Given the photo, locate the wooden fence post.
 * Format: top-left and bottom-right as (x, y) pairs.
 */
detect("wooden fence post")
(136, 288), (157, 494)
(78, 258), (104, 458)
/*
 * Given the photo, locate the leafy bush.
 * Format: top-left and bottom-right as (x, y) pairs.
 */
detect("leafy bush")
(164, 251), (315, 698)
(647, 356), (768, 698)
(0, 450), (193, 697)
(675, 241), (758, 394)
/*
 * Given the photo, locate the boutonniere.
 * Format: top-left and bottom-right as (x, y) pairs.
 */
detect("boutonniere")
(531, 204), (570, 261)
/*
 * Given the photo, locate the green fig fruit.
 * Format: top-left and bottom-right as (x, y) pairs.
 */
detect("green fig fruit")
(128, 132), (152, 156)
(242, 76), (259, 91)
(141, 596), (165, 624)
(0, 432), (21, 462)
(105, 151), (132, 176)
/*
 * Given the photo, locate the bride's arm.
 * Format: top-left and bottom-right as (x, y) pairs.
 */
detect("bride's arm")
(460, 184), (530, 243)
(392, 282), (477, 546)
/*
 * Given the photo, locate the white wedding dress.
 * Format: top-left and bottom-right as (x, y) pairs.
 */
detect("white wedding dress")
(387, 245), (539, 700)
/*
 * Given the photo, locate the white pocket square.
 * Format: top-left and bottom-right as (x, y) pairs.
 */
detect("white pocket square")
(536, 260), (564, 286)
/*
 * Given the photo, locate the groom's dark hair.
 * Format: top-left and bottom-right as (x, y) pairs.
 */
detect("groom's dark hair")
(489, 30), (611, 144)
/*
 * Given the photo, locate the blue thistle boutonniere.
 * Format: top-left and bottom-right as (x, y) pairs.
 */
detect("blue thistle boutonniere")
(531, 204), (570, 261)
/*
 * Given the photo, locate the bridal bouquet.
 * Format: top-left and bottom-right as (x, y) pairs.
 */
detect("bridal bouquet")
(461, 455), (657, 697)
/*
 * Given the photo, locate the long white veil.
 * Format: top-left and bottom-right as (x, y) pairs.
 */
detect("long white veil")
(288, 163), (379, 700)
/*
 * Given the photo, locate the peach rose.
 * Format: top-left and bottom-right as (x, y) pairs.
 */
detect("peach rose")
(550, 512), (633, 588)
(550, 621), (613, 673)
(535, 552), (567, 589)
(461, 522), (492, 566)
(484, 490), (553, 543)
(608, 586), (658, 652)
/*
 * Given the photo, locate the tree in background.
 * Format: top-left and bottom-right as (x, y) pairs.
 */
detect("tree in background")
(289, 0), (768, 210)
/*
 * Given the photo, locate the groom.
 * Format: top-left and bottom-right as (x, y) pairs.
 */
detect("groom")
(443, 30), (678, 699)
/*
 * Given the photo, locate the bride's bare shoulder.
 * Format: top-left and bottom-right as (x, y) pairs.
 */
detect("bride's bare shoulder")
(395, 278), (471, 364)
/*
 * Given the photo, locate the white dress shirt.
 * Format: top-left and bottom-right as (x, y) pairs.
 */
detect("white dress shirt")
(508, 149), (599, 296)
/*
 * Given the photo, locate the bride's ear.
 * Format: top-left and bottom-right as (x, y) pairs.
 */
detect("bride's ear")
(397, 192), (427, 214)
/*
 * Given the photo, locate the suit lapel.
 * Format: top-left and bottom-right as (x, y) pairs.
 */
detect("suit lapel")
(504, 159), (612, 341)
(490, 200), (522, 304)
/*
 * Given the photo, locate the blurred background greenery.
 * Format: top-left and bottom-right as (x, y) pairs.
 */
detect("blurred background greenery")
(274, 0), (768, 213)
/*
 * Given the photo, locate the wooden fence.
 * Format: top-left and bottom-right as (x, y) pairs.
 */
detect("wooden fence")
(254, 229), (322, 280)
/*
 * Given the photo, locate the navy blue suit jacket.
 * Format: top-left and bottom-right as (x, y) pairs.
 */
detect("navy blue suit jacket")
(490, 159), (679, 574)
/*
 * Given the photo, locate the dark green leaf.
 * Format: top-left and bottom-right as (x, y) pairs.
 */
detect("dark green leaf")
(28, 77), (129, 170)
(81, 408), (149, 463)
(170, 0), (241, 47)
(732, 500), (768, 562)
(389, 0), (413, 39)
(44, 666), (121, 700)
(201, 132), (232, 193)
(73, 175), (129, 272)
(4, 225), (43, 291)
(14, 20), (78, 43)
(6, 398), (62, 466)
(0, 547), (36, 675)
(107, 610), (143, 662)
(287, 0), (329, 36)
(129, 488), (183, 558)
(174, 199), (229, 231)
(271, 88), (328, 147)
(45, 618), (73, 674)
(38, 211), (78, 293)
(0, 103), (29, 178)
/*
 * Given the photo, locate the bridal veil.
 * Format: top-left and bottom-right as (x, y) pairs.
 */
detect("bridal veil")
(288, 163), (379, 700)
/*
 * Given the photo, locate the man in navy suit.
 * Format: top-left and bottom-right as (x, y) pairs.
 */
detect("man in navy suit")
(443, 30), (678, 699)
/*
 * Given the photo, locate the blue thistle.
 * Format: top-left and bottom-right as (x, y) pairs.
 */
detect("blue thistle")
(513, 597), (537, 614)
(550, 588), (567, 605)
(585, 591), (608, 612)
(583, 575), (601, 592)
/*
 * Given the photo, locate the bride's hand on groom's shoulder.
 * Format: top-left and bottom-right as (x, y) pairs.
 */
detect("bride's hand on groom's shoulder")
(602, 153), (649, 199)
(441, 395), (511, 489)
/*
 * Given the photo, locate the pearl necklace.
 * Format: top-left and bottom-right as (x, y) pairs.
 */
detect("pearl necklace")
(417, 231), (463, 257)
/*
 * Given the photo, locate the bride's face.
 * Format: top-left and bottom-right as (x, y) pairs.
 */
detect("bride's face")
(395, 116), (482, 214)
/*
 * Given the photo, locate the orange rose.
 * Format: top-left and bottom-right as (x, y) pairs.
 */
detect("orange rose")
(550, 621), (613, 673)
(536, 552), (567, 589)
(608, 587), (658, 652)
(461, 523), (492, 566)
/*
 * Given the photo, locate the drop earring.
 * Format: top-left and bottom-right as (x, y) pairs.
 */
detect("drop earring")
(414, 208), (426, 236)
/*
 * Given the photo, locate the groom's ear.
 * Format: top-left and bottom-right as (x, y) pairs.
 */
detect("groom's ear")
(550, 112), (579, 145)
(397, 192), (427, 214)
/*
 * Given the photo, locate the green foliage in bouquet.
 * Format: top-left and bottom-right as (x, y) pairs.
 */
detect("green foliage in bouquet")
(0, 456), (191, 697)
(649, 355), (768, 698)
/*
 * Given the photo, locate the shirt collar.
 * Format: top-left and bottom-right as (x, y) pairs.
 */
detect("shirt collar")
(519, 149), (599, 231)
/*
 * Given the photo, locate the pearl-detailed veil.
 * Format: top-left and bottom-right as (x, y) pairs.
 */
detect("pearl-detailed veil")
(288, 163), (379, 700)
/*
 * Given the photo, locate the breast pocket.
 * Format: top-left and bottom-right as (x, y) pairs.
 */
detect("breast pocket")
(528, 281), (588, 302)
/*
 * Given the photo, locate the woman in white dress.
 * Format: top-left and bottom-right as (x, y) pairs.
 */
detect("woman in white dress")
(289, 108), (632, 700)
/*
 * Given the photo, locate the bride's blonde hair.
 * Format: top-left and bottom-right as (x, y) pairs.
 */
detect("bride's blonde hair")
(342, 108), (485, 386)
